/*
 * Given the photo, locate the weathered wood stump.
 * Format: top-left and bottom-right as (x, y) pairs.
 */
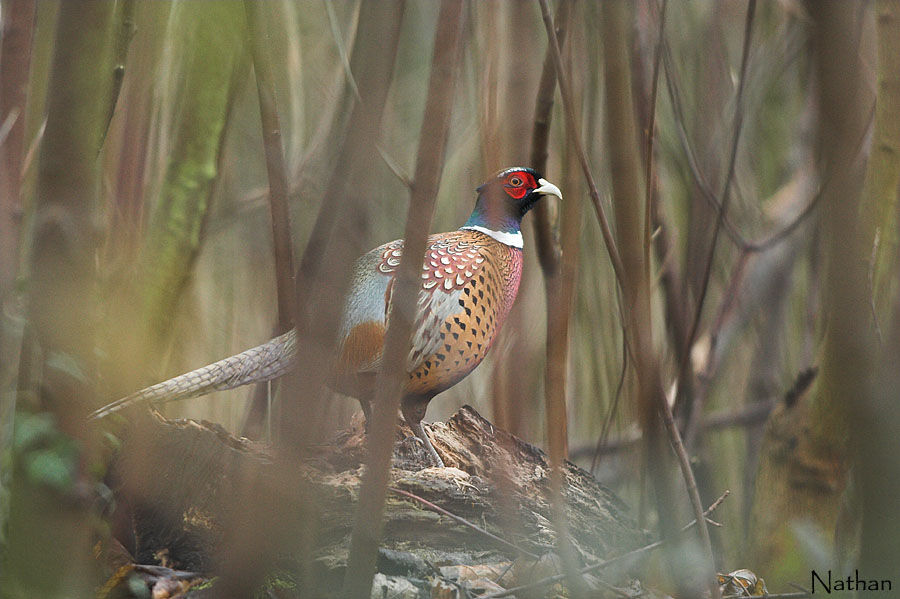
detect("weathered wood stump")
(101, 406), (648, 598)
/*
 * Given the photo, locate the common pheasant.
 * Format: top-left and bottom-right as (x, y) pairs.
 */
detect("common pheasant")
(91, 167), (562, 467)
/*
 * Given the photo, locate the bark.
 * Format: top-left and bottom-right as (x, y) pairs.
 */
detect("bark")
(98, 407), (648, 598)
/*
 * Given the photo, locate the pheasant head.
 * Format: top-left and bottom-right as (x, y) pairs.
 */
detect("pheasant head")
(461, 167), (562, 248)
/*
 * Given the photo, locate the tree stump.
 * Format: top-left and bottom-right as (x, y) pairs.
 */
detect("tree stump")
(101, 406), (648, 598)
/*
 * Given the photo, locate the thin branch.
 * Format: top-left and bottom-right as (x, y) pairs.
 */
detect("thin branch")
(642, 0), (667, 304)
(341, 2), (464, 597)
(663, 42), (875, 255)
(475, 491), (731, 599)
(323, 0), (361, 101)
(101, 0), (137, 145)
(574, 399), (777, 461)
(590, 334), (627, 473)
(245, 1), (298, 333)
(530, 0), (569, 274)
(677, 0), (756, 400)
(388, 487), (540, 560)
(661, 45), (750, 248)
(0, 110), (18, 147)
(376, 143), (413, 189)
(536, 0), (626, 291)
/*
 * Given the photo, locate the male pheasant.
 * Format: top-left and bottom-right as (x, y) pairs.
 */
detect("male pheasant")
(91, 167), (562, 467)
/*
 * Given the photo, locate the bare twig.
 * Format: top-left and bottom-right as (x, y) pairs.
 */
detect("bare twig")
(0, 0), (36, 295)
(642, 0), (668, 304)
(677, 0), (756, 410)
(101, 0), (136, 145)
(388, 487), (540, 560)
(662, 42), (875, 256)
(573, 399), (777, 461)
(476, 491), (731, 599)
(590, 335), (628, 473)
(341, 3), (465, 597)
(0, 110), (18, 148)
(323, 0), (361, 100)
(376, 143), (412, 189)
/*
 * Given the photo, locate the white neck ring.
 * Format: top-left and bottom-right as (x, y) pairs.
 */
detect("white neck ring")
(461, 225), (524, 248)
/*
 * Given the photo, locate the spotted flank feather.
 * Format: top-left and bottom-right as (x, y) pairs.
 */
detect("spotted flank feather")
(334, 229), (522, 399)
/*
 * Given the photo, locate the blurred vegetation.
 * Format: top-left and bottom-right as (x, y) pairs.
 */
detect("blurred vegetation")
(1, 0), (898, 597)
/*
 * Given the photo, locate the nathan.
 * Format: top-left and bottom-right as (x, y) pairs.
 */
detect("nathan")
(811, 570), (892, 593)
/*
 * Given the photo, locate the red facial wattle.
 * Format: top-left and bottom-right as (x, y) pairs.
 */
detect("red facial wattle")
(503, 171), (537, 200)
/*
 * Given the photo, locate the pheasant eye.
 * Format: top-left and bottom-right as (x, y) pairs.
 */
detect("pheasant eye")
(508, 176), (523, 186)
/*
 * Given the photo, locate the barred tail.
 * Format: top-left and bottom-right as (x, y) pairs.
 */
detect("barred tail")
(89, 330), (297, 420)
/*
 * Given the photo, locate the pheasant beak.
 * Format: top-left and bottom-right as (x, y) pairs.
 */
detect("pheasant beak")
(535, 178), (562, 200)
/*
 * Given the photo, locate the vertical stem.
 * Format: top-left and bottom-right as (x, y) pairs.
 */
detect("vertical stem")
(341, 2), (464, 597)
(599, 1), (717, 596)
(278, 0), (405, 450)
(536, 0), (626, 291)
(641, 0), (667, 304)
(101, 0), (136, 142)
(677, 0), (756, 451)
(810, 0), (882, 576)
(245, 1), (298, 332)
(10, 3), (116, 597)
(530, 0), (569, 275)
(0, 0), (35, 296)
(532, 0), (572, 463)
(530, 3), (585, 593)
(0, 0), (36, 531)
(868, 0), (900, 315)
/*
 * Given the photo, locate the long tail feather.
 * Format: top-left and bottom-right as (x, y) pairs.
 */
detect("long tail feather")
(89, 330), (297, 420)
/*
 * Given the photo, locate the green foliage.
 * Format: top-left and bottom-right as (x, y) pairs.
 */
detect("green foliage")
(12, 412), (79, 492)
